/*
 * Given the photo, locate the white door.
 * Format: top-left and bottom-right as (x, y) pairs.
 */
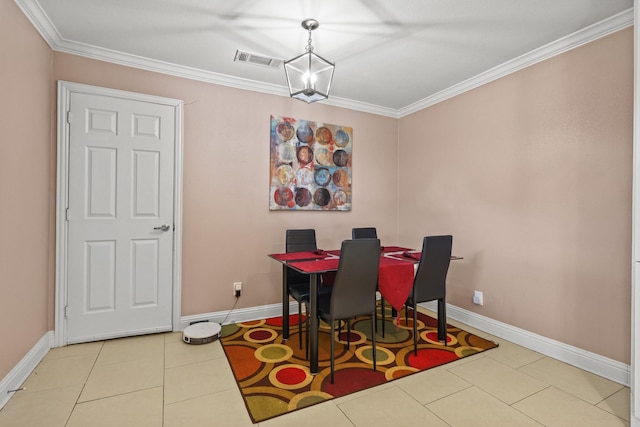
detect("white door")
(65, 90), (177, 343)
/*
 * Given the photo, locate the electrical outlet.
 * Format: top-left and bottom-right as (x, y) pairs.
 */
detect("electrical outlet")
(234, 282), (242, 297)
(473, 290), (483, 306)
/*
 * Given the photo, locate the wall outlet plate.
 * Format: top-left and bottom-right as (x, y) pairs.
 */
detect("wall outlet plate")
(473, 290), (484, 306)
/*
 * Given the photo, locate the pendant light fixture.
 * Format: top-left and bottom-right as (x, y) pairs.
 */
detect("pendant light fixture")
(284, 19), (335, 103)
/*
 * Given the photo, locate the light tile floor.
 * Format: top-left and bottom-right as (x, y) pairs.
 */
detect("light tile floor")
(0, 310), (630, 427)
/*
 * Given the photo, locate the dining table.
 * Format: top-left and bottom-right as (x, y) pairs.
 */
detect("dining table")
(269, 246), (463, 374)
(270, 246), (425, 374)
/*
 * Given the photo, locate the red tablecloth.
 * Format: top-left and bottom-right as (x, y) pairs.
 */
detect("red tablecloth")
(381, 246), (413, 253)
(378, 257), (415, 311)
(401, 251), (421, 261)
(288, 258), (339, 272)
(396, 252), (464, 261)
(269, 251), (330, 261)
(321, 246), (411, 257)
(288, 255), (416, 312)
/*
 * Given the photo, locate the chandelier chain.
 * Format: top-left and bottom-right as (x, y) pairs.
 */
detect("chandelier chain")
(306, 30), (314, 52)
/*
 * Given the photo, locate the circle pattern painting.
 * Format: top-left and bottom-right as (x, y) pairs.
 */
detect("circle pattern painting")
(270, 116), (352, 211)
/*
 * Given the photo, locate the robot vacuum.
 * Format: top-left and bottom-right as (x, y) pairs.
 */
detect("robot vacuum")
(182, 322), (222, 344)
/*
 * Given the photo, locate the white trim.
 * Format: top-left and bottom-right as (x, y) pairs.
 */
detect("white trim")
(420, 301), (630, 386)
(172, 100), (184, 332)
(180, 302), (300, 330)
(180, 300), (629, 387)
(54, 83), (70, 348)
(0, 332), (53, 410)
(14, 0), (632, 118)
(398, 8), (634, 117)
(66, 326), (172, 345)
(2, 301), (628, 411)
(13, 0), (60, 48)
(55, 81), (184, 346)
(631, 0), (639, 425)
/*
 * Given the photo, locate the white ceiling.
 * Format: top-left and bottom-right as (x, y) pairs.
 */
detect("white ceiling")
(16, 0), (633, 117)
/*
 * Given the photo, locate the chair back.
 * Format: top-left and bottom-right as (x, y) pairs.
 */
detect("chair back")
(413, 235), (452, 303)
(285, 229), (317, 285)
(330, 239), (381, 318)
(352, 227), (377, 239)
(286, 229), (317, 253)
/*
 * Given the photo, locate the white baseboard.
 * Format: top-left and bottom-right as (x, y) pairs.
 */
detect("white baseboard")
(0, 304), (297, 410)
(181, 301), (630, 387)
(4, 300), (624, 413)
(420, 301), (630, 387)
(0, 331), (53, 410)
(180, 301), (300, 330)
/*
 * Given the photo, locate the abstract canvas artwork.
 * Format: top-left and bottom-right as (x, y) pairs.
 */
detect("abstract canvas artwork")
(269, 115), (352, 211)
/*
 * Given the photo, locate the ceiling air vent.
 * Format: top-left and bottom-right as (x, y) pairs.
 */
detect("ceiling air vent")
(234, 50), (283, 69)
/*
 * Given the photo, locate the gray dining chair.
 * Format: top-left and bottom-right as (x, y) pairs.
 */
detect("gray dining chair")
(351, 227), (377, 239)
(405, 235), (452, 356)
(313, 238), (380, 383)
(285, 229), (331, 350)
(351, 227), (387, 336)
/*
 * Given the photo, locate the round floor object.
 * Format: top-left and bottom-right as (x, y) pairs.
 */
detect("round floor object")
(182, 322), (221, 344)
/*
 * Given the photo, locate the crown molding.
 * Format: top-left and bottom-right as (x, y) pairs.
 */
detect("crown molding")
(14, 0), (60, 45)
(14, 0), (399, 117)
(397, 8), (634, 118)
(15, 0), (633, 119)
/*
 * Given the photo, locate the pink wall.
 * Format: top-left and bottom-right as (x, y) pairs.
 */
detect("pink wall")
(0, 1), (54, 380)
(51, 54), (400, 318)
(398, 28), (633, 363)
(1, 0), (633, 385)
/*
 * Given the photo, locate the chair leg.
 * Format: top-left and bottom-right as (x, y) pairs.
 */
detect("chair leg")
(413, 302), (418, 356)
(371, 312), (377, 372)
(405, 304), (409, 326)
(304, 305), (309, 360)
(380, 297), (385, 338)
(347, 319), (351, 349)
(298, 301), (303, 349)
(438, 298), (447, 345)
(330, 317), (335, 384)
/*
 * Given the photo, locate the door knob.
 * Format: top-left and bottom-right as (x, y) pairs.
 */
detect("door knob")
(153, 224), (171, 232)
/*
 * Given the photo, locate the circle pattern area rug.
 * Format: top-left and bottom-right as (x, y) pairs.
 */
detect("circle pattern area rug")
(220, 308), (498, 423)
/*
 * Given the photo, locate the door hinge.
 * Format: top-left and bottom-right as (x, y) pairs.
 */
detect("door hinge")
(65, 208), (70, 221)
(66, 111), (72, 124)
(64, 306), (69, 319)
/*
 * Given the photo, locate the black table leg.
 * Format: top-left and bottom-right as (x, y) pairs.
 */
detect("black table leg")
(282, 264), (290, 341)
(309, 272), (319, 374)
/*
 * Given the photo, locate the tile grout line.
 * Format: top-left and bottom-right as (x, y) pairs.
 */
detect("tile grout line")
(162, 333), (167, 427)
(64, 340), (105, 427)
(515, 357), (627, 409)
(393, 380), (456, 427)
(507, 385), (550, 427)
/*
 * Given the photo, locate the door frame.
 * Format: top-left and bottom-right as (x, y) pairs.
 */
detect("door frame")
(632, 1), (638, 424)
(55, 80), (184, 347)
